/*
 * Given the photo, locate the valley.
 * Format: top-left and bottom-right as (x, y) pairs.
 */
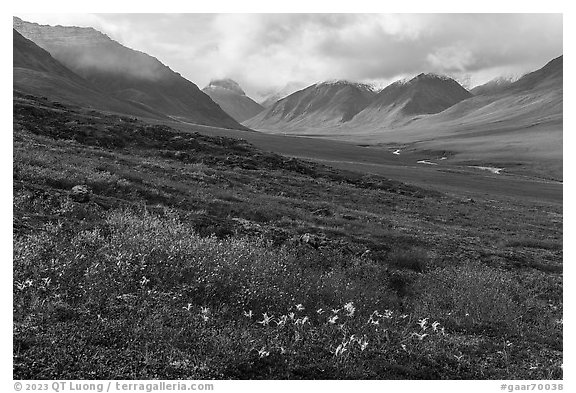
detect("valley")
(12, 14), (563, 381)
(160, 120), (563, 203)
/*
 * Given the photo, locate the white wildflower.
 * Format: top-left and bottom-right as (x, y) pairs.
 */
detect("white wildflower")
(257, 313), (273, 326)
(328, 315), (339, 324)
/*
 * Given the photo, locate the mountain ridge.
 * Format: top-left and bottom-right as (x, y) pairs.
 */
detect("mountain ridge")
(244, 80), (377, 131)
(14, 17), (246, 130)
(13, 29), (168, 120)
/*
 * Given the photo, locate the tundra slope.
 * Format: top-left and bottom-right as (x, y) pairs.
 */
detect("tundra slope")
(14, 17), (245, 130)
(13, 92), (562, 379)
(13, 29), (166, 120)
(244, 81), (377, 132)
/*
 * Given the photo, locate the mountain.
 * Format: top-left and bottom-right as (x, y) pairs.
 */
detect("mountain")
(244, 80), (377, 131)
(202, 79), (264, 122)
(362, 56), (563, 179)
(411, 56), (563, 128)
(507, 55), (562, 93)
(470, 77), (515, 96)
(13, 29), (165, 119)
(348, 73), (472, 128)
(258, 82), (307, 108)
(13, 17), (245, 130)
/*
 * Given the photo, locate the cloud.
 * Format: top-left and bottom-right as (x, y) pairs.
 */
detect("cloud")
(16, 13), (562, 97)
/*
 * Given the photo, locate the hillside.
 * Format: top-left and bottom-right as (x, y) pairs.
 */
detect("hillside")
(202, 79), (264, 122)
(13, 92), (562, 379)
(409, 56), (562, 129)
(13, 17), (245, 130)
(339, 56), (563, 180)
(347, 73), (472, 128)
(244, 81), (377, 131)
(13, 29), (165, 119)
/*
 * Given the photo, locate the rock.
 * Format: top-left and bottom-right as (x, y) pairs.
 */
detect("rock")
(70, 185), (90, 203)
(360, 249), (371, 258)
(299, 233), (328, 249)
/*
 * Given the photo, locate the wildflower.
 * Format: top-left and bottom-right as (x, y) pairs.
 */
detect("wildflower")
(316, 308), (325, 315)
(367, 312), (380, 325)
(183, 303), (193, 311)
(288, 312), (295, 320)
(400, 314), (409, 319)
(401, 344), (407, 351)
(440, 327), (446, 335)
(431, 321), (440, 332)
(280, 347), (286, 354)
(359, 337), (369, 351)
(382, 310), (393, 319)
(328, 315), (339, 324)
(301, 316), (310, 324)
(334, 343), (348, 356)
(411, 332), (428, 341)
(257, 313), (273, 326)
(344, 302), (356, 317)
(276, 315), (288, 327)
(199, 307), (209, 321)
(417, 318), (428, 330)
(243, 310), (253, 319)
(15, 281), (27, 291)
(140, 276), (150, 286)
(454, 354), (464, 361)
(42, 277), (51, 286)
(368, 310), (384, 325)
(331, 308), (341, 314)
(258, 347), (269, 358)
(296, 304), (305, 311)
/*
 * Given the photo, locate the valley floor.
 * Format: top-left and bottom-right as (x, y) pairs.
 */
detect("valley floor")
(162, 121), (563, 204)
(13, 93), (562, 379)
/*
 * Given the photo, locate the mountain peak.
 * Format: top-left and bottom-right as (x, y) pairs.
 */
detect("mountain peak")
(413, 73), (454, 82)
(206, 78), (246, 96)
(316, 79), (376, 92)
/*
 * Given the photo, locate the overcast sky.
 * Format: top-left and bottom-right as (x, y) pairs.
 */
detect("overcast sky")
(17, 13), (563, 100)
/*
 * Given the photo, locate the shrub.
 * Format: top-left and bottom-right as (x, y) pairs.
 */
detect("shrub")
(414, 263), (521, 333)
(387, 248), (429, 273)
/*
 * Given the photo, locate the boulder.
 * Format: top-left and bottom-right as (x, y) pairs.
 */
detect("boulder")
(70, 185), (90, 203)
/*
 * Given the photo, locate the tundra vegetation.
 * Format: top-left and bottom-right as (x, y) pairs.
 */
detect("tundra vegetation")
(13, 92), (562, 379)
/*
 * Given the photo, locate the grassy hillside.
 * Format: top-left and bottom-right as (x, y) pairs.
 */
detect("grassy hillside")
(13, 92), (562, 379)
